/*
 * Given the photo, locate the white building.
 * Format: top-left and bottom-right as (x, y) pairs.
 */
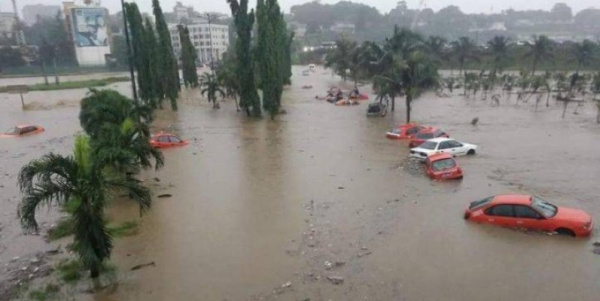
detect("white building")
(0, 12), (16, 38)
(173, 2), (191, 21)
(169, 22), (229, 64)
(330, 22), (355, 35)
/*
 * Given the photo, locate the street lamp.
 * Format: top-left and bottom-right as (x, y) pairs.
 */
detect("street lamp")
(205, 13), (218, 74)
(120, 0), (138, 102)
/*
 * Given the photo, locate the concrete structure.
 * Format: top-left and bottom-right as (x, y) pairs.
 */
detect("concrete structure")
(0, 12), (16, 39)
(169, 22), (229, 64)
(63, 1), (110, 66)
(22, 4), (61, 25)
(173, 2), (191, 22)
(330, 22), (355, 35)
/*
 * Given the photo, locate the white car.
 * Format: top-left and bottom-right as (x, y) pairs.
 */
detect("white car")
(409, 137), (478, 161)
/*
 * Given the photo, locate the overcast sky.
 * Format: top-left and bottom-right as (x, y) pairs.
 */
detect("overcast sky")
(2, 0), (597, 17)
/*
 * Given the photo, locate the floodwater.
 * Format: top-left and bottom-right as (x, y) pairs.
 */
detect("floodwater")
(1, 67), (599, 300)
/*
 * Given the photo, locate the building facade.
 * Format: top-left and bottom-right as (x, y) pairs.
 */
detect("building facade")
(169, 22), (229, 64)
(0, 12), (16, 39)
(63, 1), (110, 66)
(22, 4), (62, 25)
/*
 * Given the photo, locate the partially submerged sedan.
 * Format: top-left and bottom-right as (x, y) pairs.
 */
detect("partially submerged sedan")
(0, 125), (45, 138)
(386, 123), (425, 139)
(408, 128), (448, 148)
(410, 138), (478, 161)
(464, 194), (593, 237)
(150, 132), (189, 149)
(424, 153), (463, 180)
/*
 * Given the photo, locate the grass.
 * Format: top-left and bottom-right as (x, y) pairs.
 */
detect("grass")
(108, 221), (139, 238)
(27, 284), (60, 301)
(47, 218), (74, 241)
(0, 76), (130, 93)
(57, 259), (82, 283)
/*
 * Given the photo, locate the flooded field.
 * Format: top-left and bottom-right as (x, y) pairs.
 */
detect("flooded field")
(1, 67), (599, 300)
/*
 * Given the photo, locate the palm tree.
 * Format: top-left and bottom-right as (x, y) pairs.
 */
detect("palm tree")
(524, 35), (553, 76)
(18, 136), (151, 278)
(451, 37), (478, 76)
(216, 54), (241, 111)
(424, 36), (448, 64)
(200, 73), (226, 108)
(572, 39), (597, 73)
(373, 27), (438, 121)
(487, 36), (510, 75)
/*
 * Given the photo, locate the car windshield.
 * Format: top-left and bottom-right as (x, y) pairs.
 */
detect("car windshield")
(431, 158), (456, 171)
(390, 128), (400, 134)
(5, 127), (19, 135)
(419, 141), (437, 150)
(531, 196), (558, 218)
(416, 133), (434, 139)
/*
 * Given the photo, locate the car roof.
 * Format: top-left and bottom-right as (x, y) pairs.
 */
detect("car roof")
(426, 137), (453, 143)
(416, 127), (438, 134)
(491, 194), (532, 206)
(16, 124), (37, 128)
(428, 153), (454, 161)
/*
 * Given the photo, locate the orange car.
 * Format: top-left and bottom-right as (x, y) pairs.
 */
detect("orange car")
(386, 123), (425, 139)
(408, 127), (448, 148)
(1, 125), (45, 138)
(464, 195), (593, 237)
(424, 153), (463, 180)
(150, 132), (188, 149)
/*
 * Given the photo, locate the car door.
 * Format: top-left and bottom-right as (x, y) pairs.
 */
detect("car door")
(483, 204), (516, 227)
(157, 135), (170, 147)
(448, 140), (466, 156)
(437, 141), (451, 154)
(169, 135), (183, 146)
(514, 205), (551, 232)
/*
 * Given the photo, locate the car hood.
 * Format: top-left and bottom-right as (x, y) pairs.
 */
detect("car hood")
(553, 207), (592, 224)
(410, 147), (435, 154)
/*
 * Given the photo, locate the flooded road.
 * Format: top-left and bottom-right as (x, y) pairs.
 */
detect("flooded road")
(1, 67), (599, 300)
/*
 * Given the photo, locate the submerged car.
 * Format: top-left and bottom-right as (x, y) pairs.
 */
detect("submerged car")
(367, 102), (388, 117)
(424, 153), (463, 180)
(386, 123), (425, 139)
(150, 132), (188, 149)
(1, 125), (45, 138)
(410, 138), (478, 160)
(464, 194), (593, 237)
(408, 128), (448, 148)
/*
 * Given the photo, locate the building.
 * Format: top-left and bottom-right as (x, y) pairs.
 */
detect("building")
(22, 4), (61, 25)
(330, 23), (355, 35)
(0, 12), (16, 39)
(63, 1), (111, 66)
(169, 22), (229, 64)
(288, 22), (306, 38)
(173, 2), (192, 22)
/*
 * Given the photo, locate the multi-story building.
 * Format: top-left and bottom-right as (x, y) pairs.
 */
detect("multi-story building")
(22, 4), (61, 25)
(169, 22), (229, 64)
(0, 12), (16, 39)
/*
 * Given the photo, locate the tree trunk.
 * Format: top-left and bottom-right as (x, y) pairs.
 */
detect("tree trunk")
(391, 95), (395, 112)
(53, 58), (60, 86)
(546, 91), (551, 107)
(531, 57), (538, 77)
(597, 106), (600, 124)
(90, 263), (100, 278)
(234, 95), (240, 112)
(405, 94), (412, 123)
(561, 100), (568, 118)
(41, 61), (49, 86)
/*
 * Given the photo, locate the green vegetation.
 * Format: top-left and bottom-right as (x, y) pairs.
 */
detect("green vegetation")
(200, 73), (225, 108)
(178, 25), (199, 88)
(47, 218), (74, 241)
(27, 283), (60, 301)
(108, 221), (139, 238)
(0, 77), (129, 93)
(153, 0), (180, 111)
(57, 259), (83, 283)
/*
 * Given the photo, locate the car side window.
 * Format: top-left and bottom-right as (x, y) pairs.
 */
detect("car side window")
(21, 127), (36, 134)
(514, 205), (542, 219)
(169, 136), (182, 143)
(485, 205), (514, 217)
(157, 136), (170, 143)
(449, 140), (463, 148)
(438, 141), (450, 149)
(407, 126), (423, 135)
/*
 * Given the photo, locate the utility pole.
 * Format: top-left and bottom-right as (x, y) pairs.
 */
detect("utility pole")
(205, 13), (217, 74)
(120, 0), (138, 102)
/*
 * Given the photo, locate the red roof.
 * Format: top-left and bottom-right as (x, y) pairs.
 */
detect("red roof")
(491, 195), (532, 205)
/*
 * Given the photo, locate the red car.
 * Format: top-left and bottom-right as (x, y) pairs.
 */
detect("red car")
(386, 123), (425, 139)
(408, 128), (448, 148)
(464, 195), (593, 237)
(1, 125), (45, 138)
(424, 153), (463, 180)
(150, 132), (189, 149)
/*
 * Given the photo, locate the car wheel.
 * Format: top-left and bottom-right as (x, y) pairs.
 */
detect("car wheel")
(555, 228), (575, 237)
(467, 149), (476, 155)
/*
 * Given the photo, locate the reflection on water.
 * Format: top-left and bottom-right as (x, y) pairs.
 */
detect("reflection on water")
(0, 67), (599, 300)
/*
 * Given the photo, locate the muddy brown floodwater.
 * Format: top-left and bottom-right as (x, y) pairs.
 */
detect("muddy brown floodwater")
(1, 67), (599, 301)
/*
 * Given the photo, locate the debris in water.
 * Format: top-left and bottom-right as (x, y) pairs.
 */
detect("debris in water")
(281, 281), (292, 288)
(157, 194), (172, 198)
(358, 250), (372, 258)
(131, 261), (156, 271)
(153, 177), (161, 182)
(337, 187), (345, 190)
(327, 276), (344, 285)
(324, 261), (333, 270)
(593, 242), (600, 247)
(471, 117), (479, 125)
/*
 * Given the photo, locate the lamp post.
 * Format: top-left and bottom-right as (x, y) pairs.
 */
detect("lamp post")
(121, 0), (138, 102)
(205, 13), (216, 74)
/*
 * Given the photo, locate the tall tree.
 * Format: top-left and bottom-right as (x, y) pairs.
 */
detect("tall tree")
(228, 0), (261, 117)
(200, 73), (226, 108)
(451, 36), (478, 75)
(325, 36), (358, 82)
(487, 36), (510, 75)
(125, 3), (153, 105)
(144, 17), (160, 108)
(153, 0), (180, 110)
(18, 136), (151, 278)
(525, 35), (554, 76)
(178, 25), (199, 88)
(572, 39), (597, 73)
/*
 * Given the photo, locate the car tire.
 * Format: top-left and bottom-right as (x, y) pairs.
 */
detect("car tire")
(555, 228), (575, 237)
(467, 149), (476, 155)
